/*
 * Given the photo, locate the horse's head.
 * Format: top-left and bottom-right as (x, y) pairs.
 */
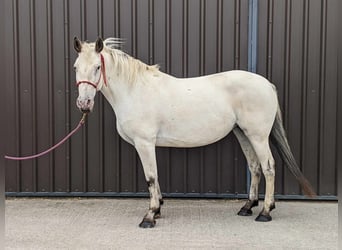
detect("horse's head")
(73, 37), (106, 113)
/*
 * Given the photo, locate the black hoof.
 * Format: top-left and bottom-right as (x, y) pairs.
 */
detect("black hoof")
(139, 218), (156, 228)
(237, 199), (258, 216)
(255, 213), (272, 222)
(237, 208), (253, 216)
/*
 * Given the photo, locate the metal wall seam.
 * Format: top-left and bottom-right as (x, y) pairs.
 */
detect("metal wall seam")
(182, 0), (189, 193)
(80, 0), (87, 192)
(216, 0), (222, 194)
(29, 0), (38, 192)
(13, 0), (21, 192)
(149, 0), (154, 65)
(234, 0), (240, 69)
(300, 0), (309, 195)
(246, 0), (258, 194)
(248, 0), (258, 73)
(199, 0), (205, 194)
(318, 0), (327, 195)
(64, 0), (71, 192)
(46, 0), (54, 192)
(98, 0), (105, 193)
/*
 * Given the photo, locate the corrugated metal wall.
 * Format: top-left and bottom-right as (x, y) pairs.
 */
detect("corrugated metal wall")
(256, 0), (338, 197)
(3, 0), (338, 199)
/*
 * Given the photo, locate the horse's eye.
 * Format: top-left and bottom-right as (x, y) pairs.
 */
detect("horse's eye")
(96, 65), (101, 71)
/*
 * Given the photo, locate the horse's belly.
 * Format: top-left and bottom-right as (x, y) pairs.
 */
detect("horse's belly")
(156, 135), (227, 147)
(156, 118), (235, 148)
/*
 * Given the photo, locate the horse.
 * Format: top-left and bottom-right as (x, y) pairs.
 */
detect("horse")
(73, 37), (315, 228)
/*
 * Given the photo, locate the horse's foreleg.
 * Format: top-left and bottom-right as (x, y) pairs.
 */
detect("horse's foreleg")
(134, 141), (161, 228)
(233, 128), (261, 216)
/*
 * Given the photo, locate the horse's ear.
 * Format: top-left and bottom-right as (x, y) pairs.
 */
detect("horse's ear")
(74, 37), (82, 53)
(95, 37), (104, 53)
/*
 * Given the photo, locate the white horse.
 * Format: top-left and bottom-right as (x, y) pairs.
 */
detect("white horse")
(73, 37), (315, 228)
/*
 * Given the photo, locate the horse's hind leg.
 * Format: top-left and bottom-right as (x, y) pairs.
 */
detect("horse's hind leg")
(233, 128), (261, 216)
(153, 181), (164, 219)
(134, 140), (162, 228)
(247, 135), (276, 222)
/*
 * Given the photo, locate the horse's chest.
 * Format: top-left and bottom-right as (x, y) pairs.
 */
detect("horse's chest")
(116, 121), (134, 145)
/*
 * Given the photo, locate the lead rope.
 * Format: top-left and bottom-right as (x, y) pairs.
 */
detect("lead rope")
(5, 113), (87, 161)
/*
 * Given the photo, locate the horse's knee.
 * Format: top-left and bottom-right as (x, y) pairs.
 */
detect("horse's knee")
(249, 162), (261, 176)
(263, 169), (275, 177)
(261, 158), (275, 176)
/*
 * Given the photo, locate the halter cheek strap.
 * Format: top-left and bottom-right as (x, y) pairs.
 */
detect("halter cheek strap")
(100, 53), (107, 86)
(75, 53), (107, 90)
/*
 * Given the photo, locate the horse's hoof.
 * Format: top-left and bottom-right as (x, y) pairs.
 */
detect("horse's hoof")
(255, 213), (272, 222)
(237, 208), (253, 216)
(139, 218), (156, 228)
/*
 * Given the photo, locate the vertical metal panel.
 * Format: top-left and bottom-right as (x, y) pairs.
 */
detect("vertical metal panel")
(257, 0), (338, 196)
(35, 0), (51, 192)
(3, 0), (20, 193)
(4, 0), (337, 199)
(320, 0), (338, 195)
(69, 0), (86, 193)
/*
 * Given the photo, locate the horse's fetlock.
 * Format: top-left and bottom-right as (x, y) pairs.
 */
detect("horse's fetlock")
(250, 199), (259, 208)
(151, 206), (160, 214)
(270, 203), (276, 211)
(146, 178), (155, 187)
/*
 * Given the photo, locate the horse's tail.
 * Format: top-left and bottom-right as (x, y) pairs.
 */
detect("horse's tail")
(270, 106), (316, 197)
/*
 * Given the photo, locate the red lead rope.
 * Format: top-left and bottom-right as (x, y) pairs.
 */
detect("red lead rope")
(5, 54), (105, 160)
(4, 113), (87, 161)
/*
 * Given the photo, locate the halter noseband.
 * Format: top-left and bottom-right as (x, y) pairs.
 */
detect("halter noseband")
(75, 53), (107, 89)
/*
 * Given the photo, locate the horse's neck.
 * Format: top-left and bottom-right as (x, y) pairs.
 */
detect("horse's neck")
(99, 53), (124, 103)
(100, 52), (172, 110)
(100, 78), (128, 109)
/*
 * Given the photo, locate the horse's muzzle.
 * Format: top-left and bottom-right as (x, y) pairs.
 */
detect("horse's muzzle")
(76, 98), (94, 113)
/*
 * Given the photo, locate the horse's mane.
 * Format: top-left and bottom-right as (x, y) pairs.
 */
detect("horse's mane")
(102, 38), (160, 84)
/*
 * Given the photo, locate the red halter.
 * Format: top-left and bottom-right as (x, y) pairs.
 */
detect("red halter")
(75, 53), (107, 89)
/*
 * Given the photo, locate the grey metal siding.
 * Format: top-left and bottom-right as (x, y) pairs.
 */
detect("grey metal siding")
(3, 0), (338, 198)
(257, 0), (338, 196)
